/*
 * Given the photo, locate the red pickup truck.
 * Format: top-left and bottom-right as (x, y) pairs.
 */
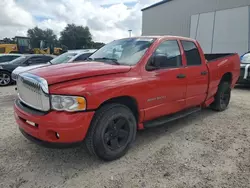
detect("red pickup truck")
(14, 36), (240, 161)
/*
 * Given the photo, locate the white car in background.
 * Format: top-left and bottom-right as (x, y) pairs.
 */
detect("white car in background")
(12, 49), (97, 81)
(238, 51), (250, 84)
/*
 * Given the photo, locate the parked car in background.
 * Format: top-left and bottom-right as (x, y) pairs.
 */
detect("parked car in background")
(11, 49), (97, 82)
(0, 54), (22, 64)
(0, 54), (54, 86)
(237, 51), (250, 84)
(14, 36), (240, 161)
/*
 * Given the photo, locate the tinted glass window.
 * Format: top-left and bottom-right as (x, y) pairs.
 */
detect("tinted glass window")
(27, 56), (50, 65)
(181, 41), (201, 66)
(74, 53), (92, 61)
(0, 56), (20, 63)
(154, 40), (182, 68)
(51, 52), (77, 64)
(40, 56), (53, 62)
(11, 56), (27, 64)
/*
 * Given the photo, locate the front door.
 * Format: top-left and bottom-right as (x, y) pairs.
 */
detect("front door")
(143, 40), (187, 121)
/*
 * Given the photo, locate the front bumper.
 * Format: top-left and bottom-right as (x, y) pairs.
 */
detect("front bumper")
(14, 99), (95, 146)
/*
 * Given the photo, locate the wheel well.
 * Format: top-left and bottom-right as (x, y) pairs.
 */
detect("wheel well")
(220, 72), (232, 85)
(100, 96), (139, 122)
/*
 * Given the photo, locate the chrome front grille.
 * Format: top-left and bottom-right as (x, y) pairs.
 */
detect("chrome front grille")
(17, 73), (50, 111)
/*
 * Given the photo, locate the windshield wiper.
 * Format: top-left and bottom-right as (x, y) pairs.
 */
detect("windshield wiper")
(92, 57), (120, 65)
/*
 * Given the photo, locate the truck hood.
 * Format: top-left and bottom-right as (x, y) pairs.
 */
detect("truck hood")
(29, 61), (131, 85)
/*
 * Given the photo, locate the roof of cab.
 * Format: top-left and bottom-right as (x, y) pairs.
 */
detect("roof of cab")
(124, 35), (195, 41)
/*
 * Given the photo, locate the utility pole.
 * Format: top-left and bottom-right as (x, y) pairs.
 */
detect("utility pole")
(128, 30), (132, 37)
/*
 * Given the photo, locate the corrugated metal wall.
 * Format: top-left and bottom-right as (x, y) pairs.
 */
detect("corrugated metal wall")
(190, 6), (249, 54)
(142, 0), (250, 54)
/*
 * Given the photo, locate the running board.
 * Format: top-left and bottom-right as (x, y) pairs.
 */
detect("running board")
(144, 107), (201, 128)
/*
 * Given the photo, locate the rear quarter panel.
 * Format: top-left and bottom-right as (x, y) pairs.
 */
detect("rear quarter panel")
(206, 54), (240, 99)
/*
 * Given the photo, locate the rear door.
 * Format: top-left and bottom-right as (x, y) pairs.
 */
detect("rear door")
(181, 40), (209, 108)
(143, 40), (187, 121)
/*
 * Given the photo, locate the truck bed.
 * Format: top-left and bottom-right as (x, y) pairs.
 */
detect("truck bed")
(205, 53), (236, 62)
(205, 53), (240, 100)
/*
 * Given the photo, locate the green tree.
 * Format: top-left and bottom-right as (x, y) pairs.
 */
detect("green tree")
(60, 24), (92, 50)
(27, 27), (57, 48)
(0, 37), (15, 44)
(91, 42), (105, 49)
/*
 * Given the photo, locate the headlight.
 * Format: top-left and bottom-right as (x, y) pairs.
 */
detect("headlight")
(51, 95), (86, 112)
(0, 66), (3, 69)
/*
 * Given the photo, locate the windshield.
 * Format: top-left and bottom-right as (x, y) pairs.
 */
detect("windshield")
(89, 38), (155, 65)
(17, 38), (29, 47)
(10, 56), (27, 64)
(50, 52), (77, 64)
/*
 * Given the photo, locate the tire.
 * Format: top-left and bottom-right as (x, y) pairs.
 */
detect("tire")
(210, 82), (231, 111)
(85, 103), (137, 161)
(0, 71), (12, 86)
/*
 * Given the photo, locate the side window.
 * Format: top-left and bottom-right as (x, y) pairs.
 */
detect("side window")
(181, 41), (202, 66)
(0, 56), (8, 63)
(40, 56), (53, 63)
(26, 57), (45, 65)
(153, 40), (182, 68)
(0, 56), (18, 62)
(74, 53), (92, 61)
(7, 56), (20, 61)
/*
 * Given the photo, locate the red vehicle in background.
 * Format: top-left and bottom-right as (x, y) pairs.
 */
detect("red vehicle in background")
(14, 36), (240, 161)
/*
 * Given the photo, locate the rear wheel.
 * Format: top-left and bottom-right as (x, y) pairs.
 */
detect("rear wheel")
(210, 82), (231, 111)
(85, 103), (137, 161)
(0, 71), (12, 86)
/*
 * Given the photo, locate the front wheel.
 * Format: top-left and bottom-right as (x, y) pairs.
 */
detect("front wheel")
(210, 82), (231, 111)
(85, 104), (137, 161)
(0, 71), (12, 86)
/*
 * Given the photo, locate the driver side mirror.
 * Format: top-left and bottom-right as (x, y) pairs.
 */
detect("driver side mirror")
(146, 54), (168, 71)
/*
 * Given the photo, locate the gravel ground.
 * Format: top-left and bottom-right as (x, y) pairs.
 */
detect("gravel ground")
(0, 85), (250, 188)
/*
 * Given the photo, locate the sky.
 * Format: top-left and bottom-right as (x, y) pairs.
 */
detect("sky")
(0, 0), (160, 43)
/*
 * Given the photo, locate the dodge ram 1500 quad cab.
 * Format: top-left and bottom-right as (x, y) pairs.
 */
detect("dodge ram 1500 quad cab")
(14, 36), (240, 161)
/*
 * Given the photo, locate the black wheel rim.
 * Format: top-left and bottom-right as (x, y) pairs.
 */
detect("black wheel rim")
(220, 88), (230, 108)
(103, 117), (130, 150)
(0, 73), (10, 86)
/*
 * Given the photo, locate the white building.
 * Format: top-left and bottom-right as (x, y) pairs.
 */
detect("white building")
(142, 0), (250, 55)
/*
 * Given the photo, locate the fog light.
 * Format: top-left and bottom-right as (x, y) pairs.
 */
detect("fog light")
(55, 132), (60, 139)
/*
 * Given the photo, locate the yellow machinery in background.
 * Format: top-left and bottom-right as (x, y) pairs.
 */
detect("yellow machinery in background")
(0, 44), (18, 54)
(33, 40), (65, 55)
(0, 37), (66, 55)
(0, 36), (31, 54)
(33, 47), (63, 55)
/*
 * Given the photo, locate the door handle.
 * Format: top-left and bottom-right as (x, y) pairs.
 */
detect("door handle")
(176, 74), (186, 79)
(201, 71), (208, 75)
